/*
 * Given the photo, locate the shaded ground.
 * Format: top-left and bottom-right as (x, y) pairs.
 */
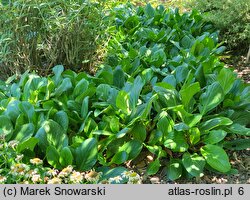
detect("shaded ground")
(224, 55), (250, 83)
(130, 149), (250, 184)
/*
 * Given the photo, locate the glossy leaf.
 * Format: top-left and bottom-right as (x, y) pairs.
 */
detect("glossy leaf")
(75, 138), (98, 171)
(182, 153), (205, 177)
(201, 144), (231, 173)
(199, 82), (224, 115)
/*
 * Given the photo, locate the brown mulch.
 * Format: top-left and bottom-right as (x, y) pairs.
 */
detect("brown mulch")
(224, 55), (250, 83)
(130, 149), (250, 184)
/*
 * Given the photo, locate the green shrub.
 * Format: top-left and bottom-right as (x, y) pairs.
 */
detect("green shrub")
(0, 0), (104, 80)
(0, 4), (249, 182)
(188, 0), (250, 52)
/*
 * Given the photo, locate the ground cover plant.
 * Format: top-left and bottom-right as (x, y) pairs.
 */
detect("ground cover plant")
(0, 3), (249, 183)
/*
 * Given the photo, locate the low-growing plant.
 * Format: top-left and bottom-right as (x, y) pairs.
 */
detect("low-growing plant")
(0, 4), (249, 182)
(0, 139), (141, 184)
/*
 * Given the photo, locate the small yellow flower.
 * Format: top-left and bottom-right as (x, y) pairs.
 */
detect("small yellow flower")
(10, 163), (28, 175)
(25, 170), (37, 179)
(70, 171), (83, 183)
(85, 170), (102, 183)
(48, 177), (62, 184)
(59, 166), (73, 177)
(0, 176), (7, 183)
(46, 169), (58, 177)
(108, 176), (122, 184)
(128, 171), (141, 181)
(31, 174), (41, 183)
(121, 171), (131, 178)
(30, 158), (43, 165)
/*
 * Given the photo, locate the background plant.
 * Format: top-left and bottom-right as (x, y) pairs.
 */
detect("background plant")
(0, 3), (249, 182)
(0, 0), (105, 80)
(188, 0), (250, 60)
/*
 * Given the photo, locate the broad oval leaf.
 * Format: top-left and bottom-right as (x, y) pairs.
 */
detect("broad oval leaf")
(75, 138), (98, 171)
(203, 130), (227, 144)
(131, 123), (147, 142)
(54, 111), (69, 132)
(164, 131), (189, 152)
(217, 68), (236, 94)
(146, 159), (161, 175)
(201, 144), (231, 173)
(120, 139), (143, 160)
(166, 159), (183, 181)
(43, 120), (68, 150)
(182, 153), (205, 177)
(46, 145), (61, 169)
(199, 82), (224, 115)
(59, 147), (73, 167)
(111, 151), (128, 165)
(200, 117), (233, 131)
(12, 123), (35, 143)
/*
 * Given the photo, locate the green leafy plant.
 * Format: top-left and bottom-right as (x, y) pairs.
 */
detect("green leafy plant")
(0, 3), (249, 182)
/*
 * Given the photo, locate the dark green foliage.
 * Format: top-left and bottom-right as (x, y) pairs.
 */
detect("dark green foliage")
(0, 4), (249, 180)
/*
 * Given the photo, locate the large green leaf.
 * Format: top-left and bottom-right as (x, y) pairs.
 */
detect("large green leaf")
(145, 3), (155, 18)
(75, 138), (98, 171)
(189, 127), (200, 145)
(0, 115), (13, 141)
(4, 100), (20, 122)
(113, 66), (125, 89)
(54, 111), (69, 132)
(164, 131), (189, 152)
(129, 76), (144, 109)
(46, 145), (61, 169)
(73, 79), (89, 98)
(116, 90), (131, 114)
(52, 78), (72, 97)
(166, 159), (183, 181)
(110, 151), (128, 165)
(203, 130), (227, 144)
(199, 117), (233, 131)
(120, 139), (143, 160)
(12, 123), (35, 143)
(199, 82), (224, 115)
(226, 123), (250, 136)
(131, 123), (147, 142)
(43, 120), (68, 150)
(201, 144), (231, 173)
(18, 101), (35, 123)
(223, 139), (250, 150)
(217, 68), (236, 94)
(146, 159), (161, 175)
(52, 65), (64, 85)
(182, 153), (205, 177)
(180, 82), (200, 110)
(59, 147), (73, 167)
(17, 137), (39, 153)
(96, 84), (111, 101)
